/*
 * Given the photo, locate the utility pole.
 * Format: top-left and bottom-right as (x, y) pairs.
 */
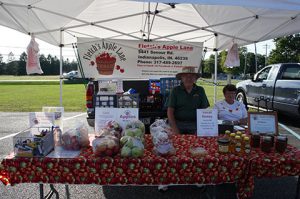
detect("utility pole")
(263, 44), (270, 66)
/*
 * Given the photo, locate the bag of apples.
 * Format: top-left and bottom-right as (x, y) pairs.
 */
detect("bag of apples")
(61, 124), (90, 150)
(150, 120), (175, 156)
(95, 120), (123, 139)
(92, 135), (120, 157)
(124, 120), (145, 138)
(120, 136), (144, 158)
(92, 120), (122, 157)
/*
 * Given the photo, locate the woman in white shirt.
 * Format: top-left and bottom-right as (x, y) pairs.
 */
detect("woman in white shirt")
(214, 84), (247, 125)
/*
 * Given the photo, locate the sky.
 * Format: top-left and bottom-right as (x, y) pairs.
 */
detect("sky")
(0, 25), (275, 63)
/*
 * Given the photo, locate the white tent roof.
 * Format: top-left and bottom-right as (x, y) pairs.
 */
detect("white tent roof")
(0, 0), (299, 50)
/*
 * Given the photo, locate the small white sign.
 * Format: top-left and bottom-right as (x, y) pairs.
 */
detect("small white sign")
(249, 112), (277, 135)
(197, 109), (218, 137)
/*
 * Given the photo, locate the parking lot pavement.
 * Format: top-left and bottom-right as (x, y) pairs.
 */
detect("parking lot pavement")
(0, 112), (299, 199)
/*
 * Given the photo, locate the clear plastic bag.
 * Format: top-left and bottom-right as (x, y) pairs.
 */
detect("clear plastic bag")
(125, 120), (145, 137)
(124, 120), (145, 142)
(120, 136), (144, 158)
(92, 135), (120, 157)
(61, 124), (90, 150)
(105, 120), (123, 139)
(26, 35), (43, 75)
(150, 119), (172, 135)
(150, 120), (175, 156)
(95, 120), (122, 139)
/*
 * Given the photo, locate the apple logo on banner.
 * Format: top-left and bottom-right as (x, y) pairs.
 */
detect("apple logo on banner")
(120, 109), (136, 120)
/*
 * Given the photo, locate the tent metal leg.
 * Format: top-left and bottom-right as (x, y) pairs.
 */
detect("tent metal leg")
(39, 184), (60, 199)
(39, 184), (44, 199)
(295, 176), (300, 199)
(65, 184), (71, 199)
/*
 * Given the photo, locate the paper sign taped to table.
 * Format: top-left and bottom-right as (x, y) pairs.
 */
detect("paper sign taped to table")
(197, 109), (218, 137)
(42, 106), (64, 130)
(95, 107), (138, 133)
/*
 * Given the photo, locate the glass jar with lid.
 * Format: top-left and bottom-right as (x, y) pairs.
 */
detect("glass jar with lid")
(229, 133), (236, 153)
(261, 136), (272, 153)
(275, 135), (288, 153)
(218, 138), (230, 153)
(243, 136), (251, 154)
(234, 135), (242, 155)
(251, 132), (260, 148)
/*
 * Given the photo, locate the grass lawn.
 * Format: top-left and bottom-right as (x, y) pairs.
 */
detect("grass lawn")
(0, 75), (59, 80)
(0, 84), (86, 112)
(0, 78), (238, 112)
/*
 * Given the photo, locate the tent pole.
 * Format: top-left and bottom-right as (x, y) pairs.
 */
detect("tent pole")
(59, 30), (63, 107)
(254, 43), (258, 73)
(214, 34), (218, 104)
(147, 2), (150, 41)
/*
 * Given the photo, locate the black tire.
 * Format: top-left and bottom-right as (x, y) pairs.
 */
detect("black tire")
(236, 91), (248, 109)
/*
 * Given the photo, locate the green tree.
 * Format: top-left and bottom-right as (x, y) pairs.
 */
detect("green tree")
(5, 61), (19, 75)
(18, 52), (27, 75)
(203, 53), (223, 77)
(268, 34), (300, 64)
(0, 53), (5, 74)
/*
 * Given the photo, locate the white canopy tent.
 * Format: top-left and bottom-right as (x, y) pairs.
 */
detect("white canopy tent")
(0, 0), (300, 104)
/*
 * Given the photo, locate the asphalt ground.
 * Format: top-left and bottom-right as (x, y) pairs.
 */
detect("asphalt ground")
(0, 112), (299, 199)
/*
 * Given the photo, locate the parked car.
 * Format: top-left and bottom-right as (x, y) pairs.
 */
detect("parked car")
(236, 63), (300, 118)
(63, 70), (79, 80)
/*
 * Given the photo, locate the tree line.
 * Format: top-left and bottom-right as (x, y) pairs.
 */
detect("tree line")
(0, 52), (77, 75)
(0, 34), (299, 76)
(201, 34), (300, 78)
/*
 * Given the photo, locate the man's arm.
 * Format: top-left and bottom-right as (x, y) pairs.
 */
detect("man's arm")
(167, 107), (180, 134)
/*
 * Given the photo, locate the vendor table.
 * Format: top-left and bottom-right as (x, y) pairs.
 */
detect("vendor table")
(0, 135), (299, 199)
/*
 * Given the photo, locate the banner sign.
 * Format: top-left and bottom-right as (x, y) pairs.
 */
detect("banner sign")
(77, 38), (203, 79)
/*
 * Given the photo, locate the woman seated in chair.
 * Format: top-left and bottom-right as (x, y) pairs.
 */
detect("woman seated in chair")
(214, 84), (247, 125)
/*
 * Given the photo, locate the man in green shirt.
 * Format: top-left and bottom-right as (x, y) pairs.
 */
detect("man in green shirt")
(168, 67), (209, 134)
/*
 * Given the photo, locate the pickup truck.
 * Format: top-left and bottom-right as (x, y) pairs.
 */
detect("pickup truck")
(85, 79), (167, 131)
(236, 63), (300, 118)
